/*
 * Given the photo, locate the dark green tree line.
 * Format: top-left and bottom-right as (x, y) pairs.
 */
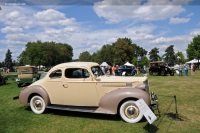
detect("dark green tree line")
(162, 45), (176, 66)
(79, 38), (148, 66)
(18, 41), (73, 66)
(186, 35), (200, 68)
(4, 49), (13, 70)
(148, 47), (161, 62)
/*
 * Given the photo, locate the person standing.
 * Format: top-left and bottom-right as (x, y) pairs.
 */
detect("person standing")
(112, 65), (115, 76)
(191, 63), (196, 75)
(184, 64), (188, 76)
(115, 65), (119, 70)
(179, 63), (184, 76)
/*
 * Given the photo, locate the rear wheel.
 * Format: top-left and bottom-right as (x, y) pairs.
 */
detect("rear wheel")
(17, 83), (22, 87)
(119, 100), (143, 123)
(149, 70), (153, 75)
(170, 72), (174, 76)
(30, 95), (46, 114)
(160, 70), (165, 76)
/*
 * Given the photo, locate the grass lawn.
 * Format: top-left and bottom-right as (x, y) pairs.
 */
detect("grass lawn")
(0, 71), (200, 133)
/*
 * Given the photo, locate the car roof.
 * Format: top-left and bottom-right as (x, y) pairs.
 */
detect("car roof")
(17, 66), (36, 68)
(52, 62), (99, 69)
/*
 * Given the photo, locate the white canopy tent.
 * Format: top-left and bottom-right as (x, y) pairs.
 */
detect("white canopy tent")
(186, 59), (199, 64)
(100, 62), (109, 67)
(124, 62), (134, 66)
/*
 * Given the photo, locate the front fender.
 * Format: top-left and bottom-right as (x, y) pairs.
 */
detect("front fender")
(19, 85), (50, 106)
(96, 88), (150, 114)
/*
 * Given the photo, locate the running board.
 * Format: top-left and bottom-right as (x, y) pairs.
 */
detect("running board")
(46, 105), (99, 113)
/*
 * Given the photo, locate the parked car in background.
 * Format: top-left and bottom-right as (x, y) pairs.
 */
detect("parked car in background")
(16, 66), (39, 87)
(0, 71), (7, 85)
(16, 62), (157, 123)
(39, 72), (47, 80)
(149, 61), (174, 76)
(115, 65), (136, 76)
(170, 64), (179, 71)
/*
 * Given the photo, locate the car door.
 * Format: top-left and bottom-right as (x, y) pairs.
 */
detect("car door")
(62, 67), (99, 106)
(43, 69), (63, 104)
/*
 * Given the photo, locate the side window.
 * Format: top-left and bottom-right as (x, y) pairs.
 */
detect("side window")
(65, 68), (90, 78)
(49, 69), (62, 79)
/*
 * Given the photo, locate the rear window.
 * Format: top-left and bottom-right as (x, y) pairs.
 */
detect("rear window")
(65, 68), (90, 78)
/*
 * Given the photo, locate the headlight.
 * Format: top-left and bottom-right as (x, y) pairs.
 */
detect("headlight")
(135, 84), (146, 91)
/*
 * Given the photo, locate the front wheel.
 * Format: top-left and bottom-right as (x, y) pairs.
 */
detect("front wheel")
(119, 100), (143, 123)
(30, 95), (46, 114)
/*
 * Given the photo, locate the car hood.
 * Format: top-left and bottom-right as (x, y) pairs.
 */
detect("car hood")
(96, 75), (147, 82)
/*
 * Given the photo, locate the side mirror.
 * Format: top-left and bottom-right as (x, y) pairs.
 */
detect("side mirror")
(94, 71), (98, 77)
(95, 77), (101, 81)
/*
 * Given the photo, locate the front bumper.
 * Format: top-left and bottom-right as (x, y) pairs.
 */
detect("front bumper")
(150, 91), (160, 116)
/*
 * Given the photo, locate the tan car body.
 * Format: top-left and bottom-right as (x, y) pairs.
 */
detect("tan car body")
(19, 62), (151, 115)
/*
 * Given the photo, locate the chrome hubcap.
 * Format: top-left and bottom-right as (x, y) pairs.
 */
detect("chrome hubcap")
(125, 105), (139, 119)
(34, 99), (42, 110)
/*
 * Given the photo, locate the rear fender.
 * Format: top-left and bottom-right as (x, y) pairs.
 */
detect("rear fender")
(19, 85), (50, 106)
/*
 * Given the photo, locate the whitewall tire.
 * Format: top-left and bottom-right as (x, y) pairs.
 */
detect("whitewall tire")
(119, 100), (143, 123)
(30, 95), (46, 114)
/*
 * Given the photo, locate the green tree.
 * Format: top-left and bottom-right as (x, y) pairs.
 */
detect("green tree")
(140, 56), (149, 67)
(98, 44), (114, 65)
(162, 45), (176, 66)
(91, 52), (102, 64)
(4, 49), (13, 70)
(186, 35), (200, 68)
(131, 56), (149, 67)
(90, 38), (147, 66)
(175, 51), (185, 64)
(17, 50), (31, 65)
(113, 38), (134, 65)
(79, 51), (91, 61)
(148, 47), (161, 61)
(18, 41), (73, 66)
(0, 62), (3, 68)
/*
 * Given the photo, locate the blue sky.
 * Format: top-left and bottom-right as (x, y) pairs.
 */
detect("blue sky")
(0, 0), (200, 62)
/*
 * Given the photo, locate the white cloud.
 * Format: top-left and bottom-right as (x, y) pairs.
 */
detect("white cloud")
(94, 0), (186, 23)
(34, 9), (76, 26)
(190, 29), (200, 36)
(6, 11), (21, 18)
(169, 17), (190, 24)
(5, 33), (34, 42)
(1, 26), (23, 33)
(34, 9), (66, 21)
(186, 13), (194, 17)
(0, 4), (197, 62)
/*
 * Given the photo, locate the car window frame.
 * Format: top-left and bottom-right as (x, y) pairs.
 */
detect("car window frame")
(49, 69), (62, 79)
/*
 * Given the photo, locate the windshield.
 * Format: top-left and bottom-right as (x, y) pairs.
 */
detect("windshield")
(91, 66), (105, 76)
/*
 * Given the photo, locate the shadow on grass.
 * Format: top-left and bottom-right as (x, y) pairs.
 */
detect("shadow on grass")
(25, 106), (121, 122)
(165, 112), (185, 121)
(24, 106), (154, 123)
(143, 123), (159, 133)
(0, 82), (11, 86)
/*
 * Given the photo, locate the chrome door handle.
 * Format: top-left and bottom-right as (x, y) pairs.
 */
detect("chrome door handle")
(63, 84), (68, 88)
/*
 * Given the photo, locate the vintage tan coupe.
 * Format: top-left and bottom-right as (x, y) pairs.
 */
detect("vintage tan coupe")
(19, 62), (154, 123)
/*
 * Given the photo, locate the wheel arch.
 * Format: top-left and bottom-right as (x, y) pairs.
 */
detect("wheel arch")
(28, 93), (42, 103)
(96, 88), (150, 114)
(19, 85), (51, 106)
